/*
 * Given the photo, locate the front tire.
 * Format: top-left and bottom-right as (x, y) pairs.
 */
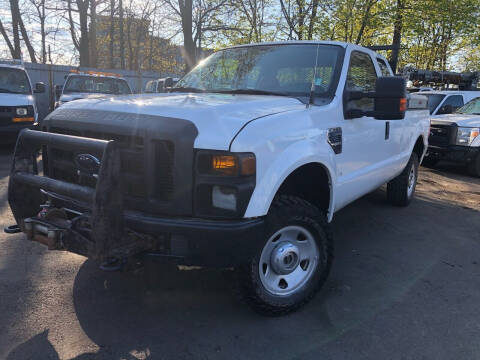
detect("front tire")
(236, 195), (333, 316)
(387, 153), (419, 206)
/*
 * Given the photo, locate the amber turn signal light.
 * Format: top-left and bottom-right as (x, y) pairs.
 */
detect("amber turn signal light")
(212, 155), (238, 176)
(13, 117), (34, 123)
(399, 98), (407, 112)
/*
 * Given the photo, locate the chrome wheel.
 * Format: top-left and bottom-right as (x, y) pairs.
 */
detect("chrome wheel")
(407, 164), (416, 198)
(259, 225), (319, 296)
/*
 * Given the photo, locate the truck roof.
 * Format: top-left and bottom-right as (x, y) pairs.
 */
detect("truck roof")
(0, 63), (26, 70)
(66, 73), (127, 81)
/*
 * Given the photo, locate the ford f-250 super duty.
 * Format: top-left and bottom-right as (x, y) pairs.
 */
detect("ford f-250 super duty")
(6, 41), (429, 315)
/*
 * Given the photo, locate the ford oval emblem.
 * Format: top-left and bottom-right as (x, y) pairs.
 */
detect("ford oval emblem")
(74, 153), (101, 174)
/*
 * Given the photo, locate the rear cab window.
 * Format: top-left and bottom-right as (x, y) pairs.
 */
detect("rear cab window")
(376, 58), (393, 77)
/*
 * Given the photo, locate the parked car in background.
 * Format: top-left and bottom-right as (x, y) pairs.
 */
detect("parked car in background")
(7, 41), (429, 315)
(54, 70), (132, 108)
(421, 90), (480, 116)
(425, 97), (480, 176)
(144, 77), (179, 93)
(0, 63), (45, 142)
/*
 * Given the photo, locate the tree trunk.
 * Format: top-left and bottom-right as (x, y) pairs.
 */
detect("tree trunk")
(109, 0), (115, 68)
(119, 0), (125, 69)
(18, 16), (37, 62)
(389, 0), (404, 73)
(9, 0), (22, 59)
(40, 0), (46, 63)
(76, 0), (90, 67)
(89, 0), (97, 68)
(0, 20), (16, 58)
(179, 0), (196, 71)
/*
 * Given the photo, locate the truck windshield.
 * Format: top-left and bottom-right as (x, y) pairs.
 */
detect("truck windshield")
(422, 94), (446, 114)
(174, 44), (344, 100)
(455, 97), (480, 115)
(64, 75), (131, 95)
(0, 67), (31, 94)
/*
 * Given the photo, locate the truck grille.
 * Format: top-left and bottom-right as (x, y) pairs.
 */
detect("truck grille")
(429, 124), (455, 147)
(47, 127), (175, 206)
(0, 106), (13, 126)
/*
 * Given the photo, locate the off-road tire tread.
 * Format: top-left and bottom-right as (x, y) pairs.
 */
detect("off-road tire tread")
(387, 153), (419, 207)
(236, 195), (333, 316)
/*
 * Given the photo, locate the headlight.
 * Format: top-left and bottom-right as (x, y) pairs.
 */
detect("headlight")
(16, 107), (28, 116)
(456, 127), (479, 146)
(195, 151), (256, 217)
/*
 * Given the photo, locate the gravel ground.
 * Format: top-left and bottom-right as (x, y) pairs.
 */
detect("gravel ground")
(0, 144), (479, 360)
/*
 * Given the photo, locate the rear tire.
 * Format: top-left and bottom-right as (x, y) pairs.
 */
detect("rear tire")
(387, 153), (419, 207)
(236, 195), (333, 316)
(467, 153), (480, 177)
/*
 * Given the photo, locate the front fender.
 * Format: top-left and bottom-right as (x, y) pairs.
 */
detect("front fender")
(243, 139), (337, 222)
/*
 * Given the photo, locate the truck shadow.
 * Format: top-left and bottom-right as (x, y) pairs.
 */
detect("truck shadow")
(5, 189), (479, 360)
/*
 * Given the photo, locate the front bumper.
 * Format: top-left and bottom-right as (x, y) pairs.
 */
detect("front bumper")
(0, 123), (36, 143)
(8, 129), (264, 267)
(426, 144), (480, 164)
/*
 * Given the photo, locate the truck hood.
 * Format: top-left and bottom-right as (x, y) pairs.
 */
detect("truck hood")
(58, 92), (304, 149)
(0, 93), (35, 106)
(432, 113), (480, 127)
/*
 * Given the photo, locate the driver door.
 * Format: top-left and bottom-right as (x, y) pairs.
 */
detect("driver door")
(334, 50), (390, 210)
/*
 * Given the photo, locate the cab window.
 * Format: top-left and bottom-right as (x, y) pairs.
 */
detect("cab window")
(346, 51), (377, 110)
(438, 95), (464, 114)
(377, 58), (392, 76)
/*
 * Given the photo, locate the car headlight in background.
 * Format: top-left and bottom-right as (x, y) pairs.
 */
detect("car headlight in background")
(16, 107), (28, 116)
(13, 105), (35, 123)
(456, 127), (479, 146)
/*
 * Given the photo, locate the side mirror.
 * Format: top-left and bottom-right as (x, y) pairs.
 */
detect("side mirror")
(54, 84), (63, 100)
(164, 77), (174, 88)
(373, 76), (407, 120)
(34, 82), (46, 93)
(437, 104), (453, 115)
(344, 76), (407, 120)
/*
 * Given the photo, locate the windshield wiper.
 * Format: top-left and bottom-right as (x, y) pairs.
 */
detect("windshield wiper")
(213, 88), (292, 97)
(169, 86), (206, 93)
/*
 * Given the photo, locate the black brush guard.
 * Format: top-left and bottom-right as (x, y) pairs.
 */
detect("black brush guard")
(8, 129), (150, 260)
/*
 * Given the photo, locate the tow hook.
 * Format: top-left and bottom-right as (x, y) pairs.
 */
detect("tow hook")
(4, 224), (21, 234)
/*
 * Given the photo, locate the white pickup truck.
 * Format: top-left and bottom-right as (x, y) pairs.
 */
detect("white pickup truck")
(7, 41), (429, 315)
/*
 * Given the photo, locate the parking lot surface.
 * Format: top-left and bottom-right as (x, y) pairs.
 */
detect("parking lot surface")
(0, 144), (479, 360)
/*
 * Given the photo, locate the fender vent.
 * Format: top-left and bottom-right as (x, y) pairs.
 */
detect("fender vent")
(327, 127), (342, 154)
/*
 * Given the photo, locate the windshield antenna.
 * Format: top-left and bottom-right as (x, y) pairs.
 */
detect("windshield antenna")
(308, 45), (320, 108)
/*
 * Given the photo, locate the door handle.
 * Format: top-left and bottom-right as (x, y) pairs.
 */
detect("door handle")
(385, 121), (390, 140)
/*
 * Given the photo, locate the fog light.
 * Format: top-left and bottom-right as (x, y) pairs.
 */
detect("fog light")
(212, 185), (237, 211)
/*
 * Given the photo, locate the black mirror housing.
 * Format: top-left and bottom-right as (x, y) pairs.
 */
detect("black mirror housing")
(164, 77), (174, 88)
(373, 76), (406, 120)
(54, 84), (63, 99)
(343, 77), (407, 120)
(34, 82), (46, 93)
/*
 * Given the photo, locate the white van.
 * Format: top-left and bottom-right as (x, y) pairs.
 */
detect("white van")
(0, 63), (45, 143)
(421, 90), (480, 115)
